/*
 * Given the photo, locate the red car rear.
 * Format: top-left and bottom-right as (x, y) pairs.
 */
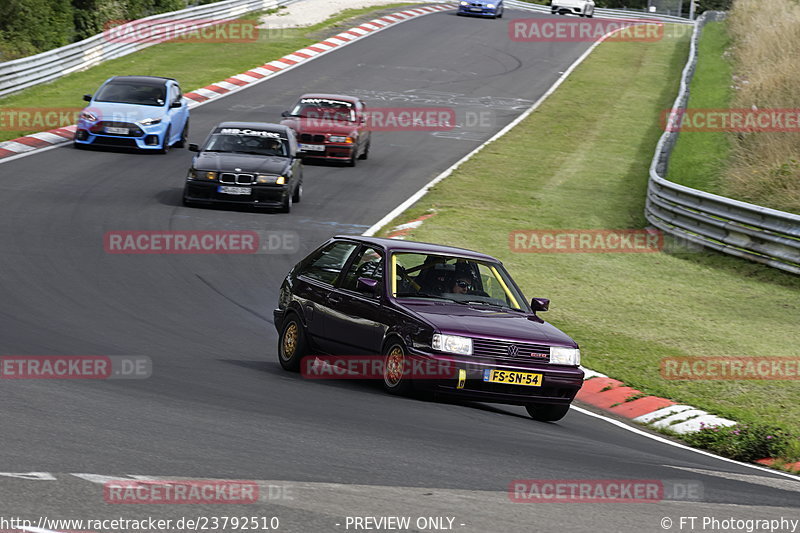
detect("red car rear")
(280, 93), (371, 166)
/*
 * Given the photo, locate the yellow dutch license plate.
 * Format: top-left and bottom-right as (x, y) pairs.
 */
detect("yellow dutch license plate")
(483, 369), (543, 387)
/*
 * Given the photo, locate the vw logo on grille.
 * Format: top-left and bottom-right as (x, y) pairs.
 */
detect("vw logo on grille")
(507, 345), (519, 357)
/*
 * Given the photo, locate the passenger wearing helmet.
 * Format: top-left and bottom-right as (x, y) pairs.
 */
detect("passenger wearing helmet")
(450, 263), (478, 295)
(451, 277), (472, 295)
(260, 138), (282, 154)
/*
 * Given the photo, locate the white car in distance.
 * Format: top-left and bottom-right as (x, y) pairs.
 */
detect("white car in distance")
(551, 0), (596, 17)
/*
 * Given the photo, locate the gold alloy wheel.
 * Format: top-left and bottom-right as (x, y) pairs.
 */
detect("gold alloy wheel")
(384, 346), (405, 387)
(282, 322), (298, 361)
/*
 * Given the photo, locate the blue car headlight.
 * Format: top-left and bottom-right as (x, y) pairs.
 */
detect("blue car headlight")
(138, 117), (162, 126)
(79, 111), (97, 122)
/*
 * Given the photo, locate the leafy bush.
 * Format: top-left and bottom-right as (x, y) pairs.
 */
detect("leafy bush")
(682, 422), (796, 462)
(697, 0), (733, 11)
(0, 0), (217, 61)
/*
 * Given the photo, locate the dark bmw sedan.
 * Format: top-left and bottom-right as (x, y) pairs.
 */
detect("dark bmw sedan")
(183, 122), (303, 212)
(274, 236), (584, 421)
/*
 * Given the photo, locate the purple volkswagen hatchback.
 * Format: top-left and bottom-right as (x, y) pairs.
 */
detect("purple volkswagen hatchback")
(274, 236), (584, 421)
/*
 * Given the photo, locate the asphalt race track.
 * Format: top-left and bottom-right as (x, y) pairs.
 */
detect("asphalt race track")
(0, 8), (798, 533)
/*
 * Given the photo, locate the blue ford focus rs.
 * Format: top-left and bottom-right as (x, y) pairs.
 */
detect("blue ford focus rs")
(457, 0), (504, 18)
(74, 75), (189, 153)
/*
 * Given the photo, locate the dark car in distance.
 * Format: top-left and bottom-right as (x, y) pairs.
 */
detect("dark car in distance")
(274, 236), (584, 421)
(280, 93), (371, 166)
(183, 122), (303, 212)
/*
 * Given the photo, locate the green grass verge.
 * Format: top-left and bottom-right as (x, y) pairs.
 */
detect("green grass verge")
(0, 3), (416, 143)
(375, 28), (800, 443)
(665, 20), (734, 192)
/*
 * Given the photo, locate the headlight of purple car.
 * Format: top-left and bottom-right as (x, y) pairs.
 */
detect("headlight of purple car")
(550, 346), (580, 365)
(432, 334), (473, 356)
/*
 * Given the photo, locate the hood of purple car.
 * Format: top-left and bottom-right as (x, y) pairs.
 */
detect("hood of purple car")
(400, 300), (577, 347)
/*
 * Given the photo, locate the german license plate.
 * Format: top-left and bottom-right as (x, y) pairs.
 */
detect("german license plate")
(470, 7), (483, 11)
(299, 143), (325, 152)
(105, 126), (129, 135)
(217, 186), (251, 195)
(483, 369), (542, 387)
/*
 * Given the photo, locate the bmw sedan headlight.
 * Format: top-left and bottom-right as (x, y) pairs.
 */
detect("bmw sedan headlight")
(432, 334), (473, 356)
(79, 111), (97, 122)
(329, 135), (353, 143)
(550, 346), (580, 365)
(460, 1), (468, 4)
(256, 175), (286, 185)
(139, 117), (162, 126)
(487, 3), (496, 8)
(191, 170), (218, 181)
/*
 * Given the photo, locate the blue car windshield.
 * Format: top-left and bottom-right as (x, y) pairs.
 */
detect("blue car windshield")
(94, 82), (166, 107)
(392, 252), (528, 311)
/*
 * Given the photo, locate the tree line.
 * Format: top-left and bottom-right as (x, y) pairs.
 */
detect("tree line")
(0, 0), (220, 61)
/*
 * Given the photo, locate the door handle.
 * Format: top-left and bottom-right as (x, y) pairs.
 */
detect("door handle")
(327, 294), (342, 304)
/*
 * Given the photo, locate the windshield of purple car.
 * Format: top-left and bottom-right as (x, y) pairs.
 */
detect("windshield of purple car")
(290, 99), (355, 122)
(94, 81), (167, 107)
(392, 253), (526, 311)
(203, 129), (288, 156)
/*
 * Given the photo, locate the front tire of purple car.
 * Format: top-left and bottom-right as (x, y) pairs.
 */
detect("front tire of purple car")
(382, 340), (413, 395)
(525, 403), (570, 422)
(278, 315), (305, 372)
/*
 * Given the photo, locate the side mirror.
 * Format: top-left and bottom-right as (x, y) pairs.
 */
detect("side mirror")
(188, 143), (199, 152)
(83, 94), (92, 102)
(281, 111), (290, 118)
(356, 277), (379, 295)
(530, 298), (549, 312)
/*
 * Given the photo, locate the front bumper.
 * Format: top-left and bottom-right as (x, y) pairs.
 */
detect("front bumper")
(458, 6), (499, 16)
(74, 121), (167, 150)
(552, 5), (588, 14)
(183, 181), (289, 208)
(407, 348), (584, 406)
(297, 143), (355, 162)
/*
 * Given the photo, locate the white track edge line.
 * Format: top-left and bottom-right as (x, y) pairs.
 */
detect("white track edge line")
(362, 17), (611, 237)
(570, 405), (800, 481)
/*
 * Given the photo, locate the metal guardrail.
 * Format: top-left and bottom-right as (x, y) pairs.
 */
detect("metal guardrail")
(504, 0), (693, 23)
(646, 12), (800, 275)
(0, 0), (298, 98)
